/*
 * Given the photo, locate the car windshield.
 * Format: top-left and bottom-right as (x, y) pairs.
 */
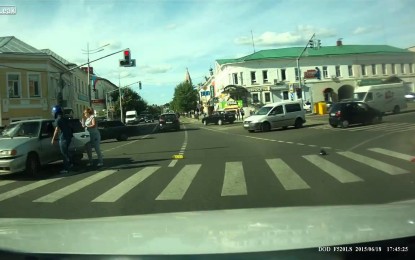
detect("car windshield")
(255, 106), (273, 115)
(1, 0), (415, 257)
(2, 122), (40, 138)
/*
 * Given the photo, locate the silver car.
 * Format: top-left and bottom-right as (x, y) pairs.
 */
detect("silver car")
(0, 119), (90, 177)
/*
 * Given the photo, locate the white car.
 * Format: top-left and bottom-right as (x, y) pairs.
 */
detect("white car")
(0, 119), (90, 177)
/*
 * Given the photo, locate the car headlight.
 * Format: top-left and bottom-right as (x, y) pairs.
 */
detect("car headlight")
(0, 149), (17, 156)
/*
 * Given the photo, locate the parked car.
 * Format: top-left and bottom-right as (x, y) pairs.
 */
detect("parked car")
(405, 92), (415, 101)
(243, 101), (306, 132)
(202, 111), (236, 125)
(159, 113), (180, 131)
(98, 120), (137, 141)
(328, 100), (382, 128)
(144, 115), (154, 123)
(0, 119), (90, 177)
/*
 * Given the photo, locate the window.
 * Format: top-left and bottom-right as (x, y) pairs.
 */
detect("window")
(361, 65), (366, 76)
(335, 65), (341, 77)
(392, 63), (396, 74)
(78, 79), (81, 92)
(382, 64), (386, 74)
(281, 69), (286, 81)
(401, 64), (405, 74)
(371, 64), (376, 75)
(366, 92), (373, 101)
(250, 71), (256, 84)
(264, 92), (271, 103)
(8, 74), (20, 98)
(282, 91), (289, 100)
(323, 66), (328, 78)
(411, 64), (414, 74)
(232, 73), (238, 84)
(348, 65), (353, 76)
(28, 74), (40, 97)
(285, 103), (301, 112)
(252, 93), (259, 103)
(262, 70), (268, 83)
(240, 72), (244, 85)
(270, 106), (283, 115)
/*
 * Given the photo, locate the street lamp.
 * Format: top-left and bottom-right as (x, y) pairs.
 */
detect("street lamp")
(82, 43), (110, 107)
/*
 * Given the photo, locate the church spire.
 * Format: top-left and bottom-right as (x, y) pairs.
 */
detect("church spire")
(185, 67), (192, 86)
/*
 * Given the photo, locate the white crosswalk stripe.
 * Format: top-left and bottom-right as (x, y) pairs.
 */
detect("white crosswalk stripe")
(337, 151), (408, 175)
(0, 180), (15, 187)
(156, 164), (201, 200)
(367, 148), (413, 161)
(92, 167), (160, 202)
(221, 162), (247, 196)
(0, 178), (62, 202)
(265, 158), (310, 190)
(303, 155), (363, 183)
(34, 170), (116, 203)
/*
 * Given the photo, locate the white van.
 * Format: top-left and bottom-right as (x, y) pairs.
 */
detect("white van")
(243, 101), (306, 132)
(353, 83), (407, 114)
(125, 110), (138, 125)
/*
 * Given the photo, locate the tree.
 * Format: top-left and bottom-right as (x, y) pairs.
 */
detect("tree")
(111, 87), (148, 118)
(171, 81), (198, 113)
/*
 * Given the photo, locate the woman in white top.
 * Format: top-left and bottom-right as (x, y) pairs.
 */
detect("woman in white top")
(82, 108), (103, 167)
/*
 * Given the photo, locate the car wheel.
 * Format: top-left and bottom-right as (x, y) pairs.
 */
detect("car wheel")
(393, 105), (400, 114)
(218, 119), (223, 125)
(340, 120), (349, 128)
(25, 153), (41, 177)
(248, 130), (255, 133)
(282, 126), (288, 130)
(203, 120), (207, 126)
(294, 118), (303, 128)
(261, 122), (271, 132)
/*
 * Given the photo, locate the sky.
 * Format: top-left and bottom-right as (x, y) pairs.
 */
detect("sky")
(1, 0), (415, 105)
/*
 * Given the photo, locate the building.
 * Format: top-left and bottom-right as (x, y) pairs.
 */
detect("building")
(203, 40), (415, 114)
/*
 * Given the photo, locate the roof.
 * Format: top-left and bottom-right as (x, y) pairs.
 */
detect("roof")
(40, 49), (74, 66)
(216, 45), (412, 65)
(0, 36), (44, 54)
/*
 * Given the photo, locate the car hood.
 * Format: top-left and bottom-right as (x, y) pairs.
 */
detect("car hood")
(0, 201), (415, 255)
(244, 115), (266, 122)
(0, 137), (31, 149)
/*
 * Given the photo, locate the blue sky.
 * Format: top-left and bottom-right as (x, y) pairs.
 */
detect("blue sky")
(1, 0), (414, 105)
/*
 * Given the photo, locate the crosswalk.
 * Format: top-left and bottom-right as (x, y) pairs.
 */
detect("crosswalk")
(0, 147), (413, 203)
(311, 122), (415, 132)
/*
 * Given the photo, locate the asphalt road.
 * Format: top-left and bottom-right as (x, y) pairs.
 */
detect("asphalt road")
(0, 111), (414, 219)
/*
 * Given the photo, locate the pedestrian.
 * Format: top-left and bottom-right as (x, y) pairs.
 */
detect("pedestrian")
(82, 107), (104, 167)
(240, 108), (245, 120)
(236, 109), (240, 121)
(51, 105), (73, 174)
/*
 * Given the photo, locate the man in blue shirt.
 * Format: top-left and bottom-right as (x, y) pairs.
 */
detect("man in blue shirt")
(51, 105), (73, 174)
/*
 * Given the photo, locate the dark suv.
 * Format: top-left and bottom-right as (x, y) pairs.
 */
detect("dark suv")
(328, 101), (382, 128)
(159, 113), (180, 131)
(201, 111), (235, 125)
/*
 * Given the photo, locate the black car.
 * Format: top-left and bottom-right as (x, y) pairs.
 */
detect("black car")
(328, 101), (382, 128)
(202, 111), (236, 126)
(159, 113), (180, 131)
(98, 120), (137, 141)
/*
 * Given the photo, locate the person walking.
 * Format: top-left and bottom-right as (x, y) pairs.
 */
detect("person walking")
(236, 109), (241, 121)
(51, 105), (73, 174)
(240, 108), (245, 121)
(82, 108), (103, 167)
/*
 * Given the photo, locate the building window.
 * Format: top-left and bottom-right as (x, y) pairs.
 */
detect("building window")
(252, 92), (259, 103)
(401, 64), (405, 74)
(282, 91), (289, 100)
(281, 69), (286, 81)
(78, 79), (81, 92)
(348, 65), (353, 76)
(382, 64), (386, 75)
(250, 71), (256, 84)
(8, 74), (20, 98)
(240, 72), (244, 85)
(411, 64), (414, 74)
(335, 65), (341, 77)
(232, 73), (238, 84)
(371, 64), (376, 75)
(323, 66), (328, 78)
(262, 70), (268, 83)
(361, 65), (366, 76)
(28, 74), (40, 97)
(263, 92), (271, 103)
(392, 63), (396, 74)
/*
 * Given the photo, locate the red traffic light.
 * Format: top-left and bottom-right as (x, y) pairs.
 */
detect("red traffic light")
(124, 50), (130, 56)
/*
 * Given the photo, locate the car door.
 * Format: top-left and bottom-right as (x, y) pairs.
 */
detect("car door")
(268, 105), (284, 129)
(39, 120), (60, 164)
(356, 103), (371, 123)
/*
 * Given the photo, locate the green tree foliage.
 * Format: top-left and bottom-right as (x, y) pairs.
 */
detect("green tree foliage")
(171, 81), (198, 113)
(111, 87), (148, 117)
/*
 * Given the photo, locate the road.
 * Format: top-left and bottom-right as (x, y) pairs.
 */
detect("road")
(0, 111), (414, 219)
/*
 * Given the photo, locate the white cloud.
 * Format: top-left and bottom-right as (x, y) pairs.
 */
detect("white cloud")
(353, 27), (369, 35)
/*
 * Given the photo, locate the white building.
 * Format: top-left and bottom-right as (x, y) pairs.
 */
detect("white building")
(201, 40), (415, 114)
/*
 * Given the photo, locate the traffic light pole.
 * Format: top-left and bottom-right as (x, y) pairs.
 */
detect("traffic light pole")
(296, 33), (315, 109)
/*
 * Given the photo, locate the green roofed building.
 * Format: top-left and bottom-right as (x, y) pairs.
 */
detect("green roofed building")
(199, 40), (415, 115)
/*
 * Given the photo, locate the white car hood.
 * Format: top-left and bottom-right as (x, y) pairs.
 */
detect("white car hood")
(0, 201), (415, 255)
(244, 115), (266, 122)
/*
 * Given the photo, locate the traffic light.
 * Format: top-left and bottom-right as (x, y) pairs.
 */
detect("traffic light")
(124, 50), (131, 64)
(139, 81), (142, 90)
(309, 40), (314, 49)
(317, 39), (321, 49)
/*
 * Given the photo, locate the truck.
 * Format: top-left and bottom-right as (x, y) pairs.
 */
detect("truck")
(353, 83), (407, 114)
(125, 110), (138, 125)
